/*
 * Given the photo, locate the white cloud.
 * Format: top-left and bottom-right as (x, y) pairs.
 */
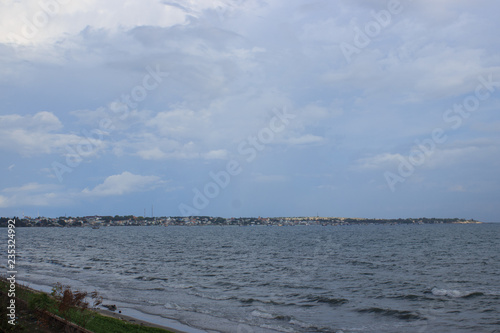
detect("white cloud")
(0, 195), (8, 208)
(203, 149), (228, 159)
(423, 146), (486, 169)
(355, 139), (499, 172)
(0, 111), (61, 130)
(286, 134), (324, 145)
(81, 171), (162, 196)
(136, 147), (168, 160)
(0, 172), (165, 208)
(126, 135), (200, 160)
(147, 109), (211, 138)
(0, 112), (105, 156)
(0, 0), (195, 45)
(0, 182), (70, 207)
(355, 153), (403, 170)
(2, 182), (59, 193)
(449, 185), (466, 192)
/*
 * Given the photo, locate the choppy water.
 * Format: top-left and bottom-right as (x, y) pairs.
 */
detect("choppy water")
(5, 224), (500, 332)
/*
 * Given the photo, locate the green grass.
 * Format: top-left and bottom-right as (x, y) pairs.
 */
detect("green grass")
(0, 278), (174, 333)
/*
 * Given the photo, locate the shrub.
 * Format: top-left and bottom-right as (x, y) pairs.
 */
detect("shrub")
(51, 283), (103, 328)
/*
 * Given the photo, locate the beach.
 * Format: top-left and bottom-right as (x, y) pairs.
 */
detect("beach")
(13, 279), (204, 333)
(96, 308), (190, 333)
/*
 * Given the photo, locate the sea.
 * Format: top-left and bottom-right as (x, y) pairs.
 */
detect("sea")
(5, 223), (500, 333)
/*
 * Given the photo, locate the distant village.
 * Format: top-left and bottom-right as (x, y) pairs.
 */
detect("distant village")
(0, 215), (480, 228)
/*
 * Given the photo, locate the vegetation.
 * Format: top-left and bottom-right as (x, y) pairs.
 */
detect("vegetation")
(49, 282), (103, 328)
(0, 278), (173, 333)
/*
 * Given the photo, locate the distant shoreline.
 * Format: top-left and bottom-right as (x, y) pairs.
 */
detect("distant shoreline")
(0, 216), (482, 228)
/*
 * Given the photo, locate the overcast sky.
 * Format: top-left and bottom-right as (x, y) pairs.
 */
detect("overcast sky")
(1, 0), (499, 221)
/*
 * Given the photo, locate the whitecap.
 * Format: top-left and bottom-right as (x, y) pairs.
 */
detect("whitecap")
(289, 319), (315, 328)
(251, 309), (275, 319)
(432, 287), (463, 297)
(431, 287), (483, 298)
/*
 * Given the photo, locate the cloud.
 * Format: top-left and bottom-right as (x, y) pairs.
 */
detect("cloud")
(0, 111), (62, 131)
(0, 195), (8, 208)
(286, 134), (324, 145)
(81, 172), (162, 196)
(355, 153), (403, 170)
(0, 112), (105, 156)
(203, 149), (228, 159)
(147, 109), (211, 138)
(449, 185), (466, 192)
(356, 137), (499, 172)
(0, 173), (165, 208)
(2, 183), (60, 193)
(136, 147), (168, 160)
(0, 0), (499, 221)
(0, 0), (199, 45)
(125, 136), (200, 160)
(0, 182), (70, 207)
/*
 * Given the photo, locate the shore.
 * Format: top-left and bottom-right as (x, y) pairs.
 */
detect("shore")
(15, 279), (206, 333)
(95, 306), (209, 333)
(96, 308), (188, 333)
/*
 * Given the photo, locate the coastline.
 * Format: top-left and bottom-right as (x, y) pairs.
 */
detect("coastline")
(96, 308), (188, 333)
(95, 306), (208, 333)
(16, 279), (207, 333)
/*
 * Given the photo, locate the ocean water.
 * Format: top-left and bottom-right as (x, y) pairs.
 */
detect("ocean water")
(5, 224), (500, 333)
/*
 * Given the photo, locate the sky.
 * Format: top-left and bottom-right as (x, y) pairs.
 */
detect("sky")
(0, 0), (499, 221)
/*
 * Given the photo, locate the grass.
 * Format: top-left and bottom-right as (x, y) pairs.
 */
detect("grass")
(87, 314), (174, 333)
(0, 278), (174, 333)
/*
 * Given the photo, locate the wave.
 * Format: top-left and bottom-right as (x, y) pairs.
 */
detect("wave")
(289, 319), (315, 329)
(260, 323), (297, 333)
(431, 287), (484, 298)
(89, 257), (109, 262)
(164, 283), (193, 290)
(251, 309), (275, 319)
(251, 310), (337, 332)
(164, 302), (188, 311)
(306, 295), (349, 306)
(390, 294), (434, 301)
(357, 307), (422, 320)
(239, 297), (285, 306)
(134, 276), (169, 282)
(251, 309), (291, 321)
(189, 291), (235, 301)
(289, 320), (340, 333)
